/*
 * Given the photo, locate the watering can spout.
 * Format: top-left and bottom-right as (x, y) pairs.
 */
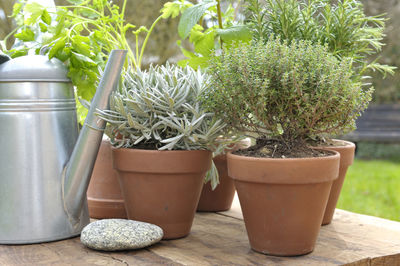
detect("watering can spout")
(63, 50), (127, 224)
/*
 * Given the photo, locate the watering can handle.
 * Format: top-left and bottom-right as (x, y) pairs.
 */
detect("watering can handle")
(0, 53), (10, 65)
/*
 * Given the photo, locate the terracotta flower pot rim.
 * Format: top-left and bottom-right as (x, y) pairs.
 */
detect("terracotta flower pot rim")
(227, 151), (340, 184)
(112, 148), (212, 174)
(111, 147), (210, 154)
(315, 139), (355, 167)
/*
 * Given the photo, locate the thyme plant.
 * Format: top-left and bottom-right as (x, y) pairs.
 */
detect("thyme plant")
(204, 38), (371, 154)
(245, 0), (395, 79)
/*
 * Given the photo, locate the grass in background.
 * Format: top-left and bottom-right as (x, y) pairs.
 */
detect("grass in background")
(337, 142), (400, 222)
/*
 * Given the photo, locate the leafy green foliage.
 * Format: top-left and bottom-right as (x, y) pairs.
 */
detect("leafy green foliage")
(3, 0), (163, 123)
(245, 0), (396, 79)
(204, 38), (371, 146)
(178, 0), (217, 39)
(162, 0), (251, 69)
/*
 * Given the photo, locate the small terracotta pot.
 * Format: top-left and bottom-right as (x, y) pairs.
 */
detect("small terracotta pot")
(227, 151), (340, 256)
(87, 140), (127, 219)
(112, 148), (211, 240)
(316, 140), (355, 225)
(197, 138), (251, 212)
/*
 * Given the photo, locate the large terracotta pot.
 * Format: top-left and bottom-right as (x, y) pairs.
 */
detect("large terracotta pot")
(87, 140), (127, 219)
(317, 140), (355, 225)
(227, 151), (340, 256)
(112, 148), (211, 240)
(197, 138), (251, 212)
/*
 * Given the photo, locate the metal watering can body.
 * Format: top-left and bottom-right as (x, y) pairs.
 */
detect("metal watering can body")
(0, 50), (126, 244)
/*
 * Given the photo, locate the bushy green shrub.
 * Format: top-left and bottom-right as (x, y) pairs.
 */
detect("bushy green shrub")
(96, 63), (226, 151)
(245, 0), (395, 79)
(204, 38), (371, 148)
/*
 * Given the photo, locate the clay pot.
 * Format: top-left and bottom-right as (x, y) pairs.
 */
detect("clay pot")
(112, 148), (211, 240)
(316, 140), (355, 225)
(197, 138), (251, 212)
(227, 151), (340, 256)
(87, 140), (127, 219)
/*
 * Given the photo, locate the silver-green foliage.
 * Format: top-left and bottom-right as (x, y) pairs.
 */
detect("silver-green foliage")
(96, 63), (226, 151)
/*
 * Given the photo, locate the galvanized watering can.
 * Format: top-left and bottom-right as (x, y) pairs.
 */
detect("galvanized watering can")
(0, 50), (127, 244)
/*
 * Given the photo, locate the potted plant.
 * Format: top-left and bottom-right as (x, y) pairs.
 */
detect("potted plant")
(203, 37), (370, 256)
(96, 63), (226, 239)
(245, 0), (395, 225)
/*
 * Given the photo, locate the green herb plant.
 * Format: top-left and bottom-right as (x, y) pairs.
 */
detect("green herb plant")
(1, 0), (163, 122)
(96, 63), (226, 187)
(245, 0), (395, 79)
(204, 38), (371, 156)
(161, 0), (252, 69)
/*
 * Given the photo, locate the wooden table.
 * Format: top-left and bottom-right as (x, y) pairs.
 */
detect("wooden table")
(1, 196), (400, 265)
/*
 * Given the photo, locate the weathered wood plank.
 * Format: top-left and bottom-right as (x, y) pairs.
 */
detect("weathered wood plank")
(343, 253), (400, 266)
(0, 195), (399, 265)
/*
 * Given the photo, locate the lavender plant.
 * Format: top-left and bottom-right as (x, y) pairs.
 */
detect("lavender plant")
(96, 64), (226, 186)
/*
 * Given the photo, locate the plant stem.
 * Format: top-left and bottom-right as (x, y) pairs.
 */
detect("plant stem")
(216, 0), (224, 48)
(138, 15), (163, 69)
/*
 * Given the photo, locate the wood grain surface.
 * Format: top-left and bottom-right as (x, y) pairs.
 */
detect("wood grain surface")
(0, 195), (399, 265)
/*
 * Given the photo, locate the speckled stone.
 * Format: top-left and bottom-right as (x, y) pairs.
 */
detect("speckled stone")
(80, 219), (163, 251)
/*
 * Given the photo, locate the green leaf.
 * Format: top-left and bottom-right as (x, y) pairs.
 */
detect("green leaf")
(179, 56), (210, 69)
(39, 22), (48, 33)
(188, 24), (205, 43)
(14, 28), (35, 42)
(24, 2), (45, 25)
(55, 10), (67, 37)
(41, 9), (51, 25)
(48, 37), (67, 59)
(55, 47), (71, 62)
(161, 1), (192, 19)
(216, 25), (252, 43)
(194, 30), (215, 56)
(7, 48), (28, 58)
(66, 0), (85, 4)
(72, 36), (92, 57)
(11, 3), (23, 18)
(161, 2), (182, 19)
(178, 1), (217, 39)
(71, 51), (96, 66)
(179, 45), (196, 59)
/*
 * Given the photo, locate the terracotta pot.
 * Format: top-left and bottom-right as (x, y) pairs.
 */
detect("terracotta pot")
(227, 151), (340, 256)
(197, 138), (251, 212)
(112, 148), (212, 240)
(317, 140), (355, 225)
(87, 140), (127, 219)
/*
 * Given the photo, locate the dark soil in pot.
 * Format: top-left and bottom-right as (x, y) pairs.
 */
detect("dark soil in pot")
(113, 148), (211, 240)
(87, 140), (127, 219)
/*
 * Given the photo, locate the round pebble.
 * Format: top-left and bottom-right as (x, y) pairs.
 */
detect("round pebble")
(80, 219), (163, 251)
